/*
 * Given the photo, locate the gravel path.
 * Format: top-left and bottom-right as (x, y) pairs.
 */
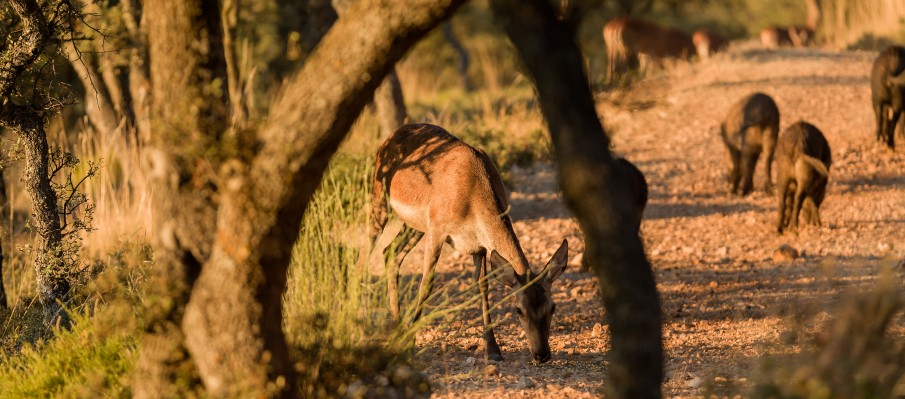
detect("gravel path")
(395, 44), (905, 398)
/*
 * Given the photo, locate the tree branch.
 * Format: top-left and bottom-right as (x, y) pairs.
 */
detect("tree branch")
(0, 0), (52, 102)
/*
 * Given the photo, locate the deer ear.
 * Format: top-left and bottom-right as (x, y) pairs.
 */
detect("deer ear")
(544, 239), (569, 282)
(490, 250), (520, 287)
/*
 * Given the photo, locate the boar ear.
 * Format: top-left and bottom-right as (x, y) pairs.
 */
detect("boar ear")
(490, 250), (520, 287)
(543, 239), (569, 282)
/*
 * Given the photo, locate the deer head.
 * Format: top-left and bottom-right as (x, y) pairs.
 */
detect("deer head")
(491, 239), (568, 363)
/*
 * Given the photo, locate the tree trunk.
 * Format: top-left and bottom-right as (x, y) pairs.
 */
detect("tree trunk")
(0, 165), (6, 309)
(120, 0), (152, 142)
(178, 0), (464, 396)
(0, 0), (73, 327)
(332, 0), (407, 139)
(133, 0), (228, 396)
(443, 22), (474, 91)
(138, 0), (463, 395)
(0, 240), (6, 309)
(490, 1), (663, 398)
(19, 115), (69, 327)
(63, 42), (121, 136)
(373, 70), (408, 139)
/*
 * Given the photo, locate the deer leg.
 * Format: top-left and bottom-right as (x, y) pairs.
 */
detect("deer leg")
(369, 179), (389, 248)
(411, 232), (444, 323)
(384, 224), (424, 321)
(474, 253), (503, 361)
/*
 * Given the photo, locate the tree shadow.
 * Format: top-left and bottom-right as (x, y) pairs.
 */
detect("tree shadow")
(644, 201), (766, 220)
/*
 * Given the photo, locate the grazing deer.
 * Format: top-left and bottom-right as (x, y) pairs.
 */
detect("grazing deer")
(692, 28), (727, 59)
(603, 17), (695, 81)
(760, 25), (814, 48)
(370, 123), (569, 363)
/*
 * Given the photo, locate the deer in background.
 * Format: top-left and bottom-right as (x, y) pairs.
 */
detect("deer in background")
(370, 123), (569, 363)
(760, 25), (814, 48)
(692, 28), (727, 59)
(604, 17), (695, 81)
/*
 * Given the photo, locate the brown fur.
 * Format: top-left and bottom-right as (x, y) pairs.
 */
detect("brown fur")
(775, 121), (832, 234)
(721, 92), (780, 196)
(370, 123), (568, 362)
(692, 29), (727, 59)
(760, 25), (814, 48)
(604, 17), (695, 81)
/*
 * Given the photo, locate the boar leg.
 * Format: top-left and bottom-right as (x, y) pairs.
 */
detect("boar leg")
(738, 147), (760, 196)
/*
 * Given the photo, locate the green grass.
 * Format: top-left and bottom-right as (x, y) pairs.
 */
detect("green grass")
(0, 310), (137, 398)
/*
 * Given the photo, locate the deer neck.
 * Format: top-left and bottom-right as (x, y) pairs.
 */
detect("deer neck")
(491, 217), (533, 277)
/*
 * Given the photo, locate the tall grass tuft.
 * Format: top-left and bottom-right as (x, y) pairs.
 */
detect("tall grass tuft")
(284, 155), (382, 349)
(820, 0), (905, 49)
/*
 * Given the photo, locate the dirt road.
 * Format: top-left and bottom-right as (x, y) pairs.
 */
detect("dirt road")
(401, 44), (905, 398)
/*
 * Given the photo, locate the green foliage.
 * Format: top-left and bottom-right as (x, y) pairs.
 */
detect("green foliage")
(0, 243), (150, 398)
(0, 311), (137, 399)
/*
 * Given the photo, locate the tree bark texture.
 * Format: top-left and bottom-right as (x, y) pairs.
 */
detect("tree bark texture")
(0, 167), (7, 309)
(373, 70), (408, 139)
(120, 0), (152, 142)
(332, 0), (408, 139)
(490, 0), (664, 398)
(134, 0), (229, 396)
(0, 0), (72, 327)
(19, 115), (69, 327)
(139, 0), (463, 396)
(0, 0), (51, 100)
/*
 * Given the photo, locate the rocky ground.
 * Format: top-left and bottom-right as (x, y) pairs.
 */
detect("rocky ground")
(389, 44), (905, 398)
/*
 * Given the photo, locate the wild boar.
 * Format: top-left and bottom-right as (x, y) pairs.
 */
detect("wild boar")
(870, 45), (905, 149)
(720, 92), (780, 196)
(775, 121), (832, 234)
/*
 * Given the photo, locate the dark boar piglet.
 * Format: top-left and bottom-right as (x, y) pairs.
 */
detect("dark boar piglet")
(775, 121), (832, 234)
(721, 92), (780, 196)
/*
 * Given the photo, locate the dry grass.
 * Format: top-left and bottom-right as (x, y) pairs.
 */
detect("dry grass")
(820, 0), (905, 49)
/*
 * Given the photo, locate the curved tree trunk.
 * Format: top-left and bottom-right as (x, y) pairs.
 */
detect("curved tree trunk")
(333, 0), (407, 140)
(137, 0), (463, 396)
(491, 0), (663, 397)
